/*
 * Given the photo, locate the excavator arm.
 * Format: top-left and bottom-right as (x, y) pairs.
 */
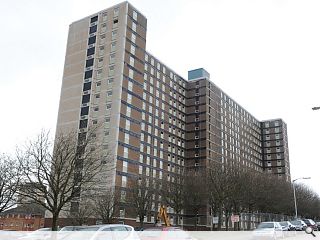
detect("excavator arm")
(157, 205), (170, 226)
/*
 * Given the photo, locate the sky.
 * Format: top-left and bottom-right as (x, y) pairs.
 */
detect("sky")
(1, 0), (320, 195)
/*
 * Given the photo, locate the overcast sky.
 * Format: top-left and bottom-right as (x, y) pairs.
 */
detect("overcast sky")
(1, 0), (320, 195)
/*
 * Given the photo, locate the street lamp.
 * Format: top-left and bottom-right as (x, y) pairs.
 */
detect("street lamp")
(292, 177), (311, 219)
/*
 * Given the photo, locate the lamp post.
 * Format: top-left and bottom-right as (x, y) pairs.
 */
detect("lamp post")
(292, 177), (311, 219)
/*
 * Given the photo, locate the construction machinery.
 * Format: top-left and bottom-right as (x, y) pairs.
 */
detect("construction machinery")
(157, 205), (170, 226)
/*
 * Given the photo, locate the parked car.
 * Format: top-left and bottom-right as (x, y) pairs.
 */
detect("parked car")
(0, 230), (26, 240)
(139, 227), (194, 240)
(70, 224), (140, 240)
(252, 222), (284, 240)
(317, 222), (320, 231)
(18, 228), (53, 240)
(59, 226), (84, 231)
(279, 221), (295, 231)
(303, 219), (318, 231)
(290, 220), (307, 231)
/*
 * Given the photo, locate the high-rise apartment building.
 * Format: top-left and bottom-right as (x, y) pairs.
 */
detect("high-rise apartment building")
(55, 1), (290, 226)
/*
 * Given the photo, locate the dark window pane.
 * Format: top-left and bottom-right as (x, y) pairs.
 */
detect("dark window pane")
(88, 36), (96, 45)
(89, 25), (97, 34)
(85, 59), (94, 68)
(82, 94), (90, 104)
(83, 82), (92, 91)
(84, 70), (93, 79)
(87, 47), (95, 56)
(80, 106), (89, 116)
(79, 119), (88, 129)
(90, 16), (98, 23)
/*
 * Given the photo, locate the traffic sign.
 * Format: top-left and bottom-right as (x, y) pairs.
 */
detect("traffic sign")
(212, 216), (219, 224)
(231, 215), (240, 222)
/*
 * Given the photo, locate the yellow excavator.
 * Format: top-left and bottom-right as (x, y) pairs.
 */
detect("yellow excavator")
(157, 205), (170, 226)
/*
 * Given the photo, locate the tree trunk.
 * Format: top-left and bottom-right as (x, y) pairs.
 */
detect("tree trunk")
(52, 211), (59, 231)
(175, 214), (179, 226)
(139, 216), (144, 228)
(217, 208), (222, 230)
(225, 214), (230, 231)
(247, 211), (252, 230)
(194, 213), (198, 230)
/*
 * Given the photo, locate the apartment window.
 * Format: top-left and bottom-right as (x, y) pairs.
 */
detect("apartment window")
(106, 104), (111, 110)
(125, 119), (130, 130)
(105, 117), (110, 123)
(131, 33), (136, 43)
(82, 94), (90, 104)
(97, 58), (103, 68)
(123, 147), (128, 158)
(99, 46), (105, 56)
(96, 69), (102, 79)
(80, 106), (89, 116)
(83, 82), (92, 91)
(129, 56), (135, 66)
(84, 70), (93, 80)
(111, 42), (116, 52)
(100, 23), (107, 33)
(111, 30), (118, 41)
(123, 161), (128, 173)
(79, 119), (88, 129)
(92, 120), (98, 124)
(100, 34), (106, 45)
(121, 176), (127, 187)
(126, 106), (131, 117)
(108, 78), (114, 84)
(114, 7), (119, 17)
(109, 66), (115, 76)
(127, 94), (132, 104)
(87, 47), (95, 56)
(133, 10), (138, 21)
(88, 36), (96, 45)
(132, 22), (137, 32)
(129, 69), (134, 79)
(102, 12), (107, 22)
(113, 19), (118, 28)
(109, 54), (115, 64)
(85, 59), (94, 68)
(128, 81), (133, 91)
(89, 25), (97, 34)
(90, 15), (98, 23)
(130, 45), (136, 55)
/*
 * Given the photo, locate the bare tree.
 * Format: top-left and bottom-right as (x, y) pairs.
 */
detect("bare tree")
(128, 177), (153, 228)
(162, 176), (185, 225)
(0, 154), (21, 213)
(295, 183), (320, 219)
(183, 169), (207, 230)
(206, 161), (226, 230)
(67, 199), (94, 226)
(94, 187), (119, 224)
(17, 129), (107, 230)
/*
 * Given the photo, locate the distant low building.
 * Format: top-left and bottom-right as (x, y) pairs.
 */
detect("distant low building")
(0, 204), (45, 231)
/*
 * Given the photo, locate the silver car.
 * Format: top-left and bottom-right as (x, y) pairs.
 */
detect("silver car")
(64, 224), (140, 240)
(252, 222), (284, 240)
